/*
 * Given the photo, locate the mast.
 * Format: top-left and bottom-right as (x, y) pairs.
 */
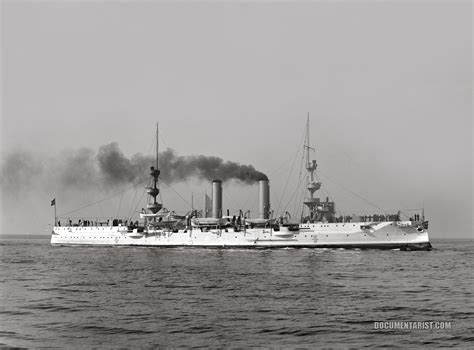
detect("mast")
(53, 198), (57, 226)
(303, 113), (321, 222)
(146, 123), (163, 216)
(156, 122), (159, 170)
(306, 114), (311, 170)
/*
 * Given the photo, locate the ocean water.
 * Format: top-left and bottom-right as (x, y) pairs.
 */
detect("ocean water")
(0, 237), (473, 348)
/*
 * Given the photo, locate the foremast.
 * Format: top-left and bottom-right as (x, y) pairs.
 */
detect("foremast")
(146, 123), (163, 216)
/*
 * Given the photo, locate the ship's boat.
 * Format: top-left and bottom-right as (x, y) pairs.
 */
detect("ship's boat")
(191, 217), (228, 227)
(128, 229), (144, 238)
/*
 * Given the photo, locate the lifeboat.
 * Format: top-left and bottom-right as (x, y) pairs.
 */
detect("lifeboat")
(273, 230), (294, 238)
(191, 217), (228, 227)
(127, 229), (144, 238)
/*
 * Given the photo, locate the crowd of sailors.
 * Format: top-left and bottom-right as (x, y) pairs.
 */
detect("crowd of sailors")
(354, 213), (402, 223)
(329, 212), (412, 223)
(56, 219), (140, 228)
(357, 213), (422, 222)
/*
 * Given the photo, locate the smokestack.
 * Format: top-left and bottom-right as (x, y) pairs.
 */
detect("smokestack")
(212, 179), (222, 219)
(258, 179), (270, 219)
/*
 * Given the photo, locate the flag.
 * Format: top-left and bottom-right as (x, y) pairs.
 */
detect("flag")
(51, 198), (56, 206)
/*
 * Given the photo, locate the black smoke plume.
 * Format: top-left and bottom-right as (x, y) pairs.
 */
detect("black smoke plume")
(159, 148), (267, 184)
(1, 143), (267, 194)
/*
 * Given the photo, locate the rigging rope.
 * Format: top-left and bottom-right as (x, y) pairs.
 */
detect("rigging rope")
(129, 189), (147, 222)
(317, 170), (388, 215)
(319, 178), (345, 215)
(116, 190), (124, 218)
(291, 148), (307, 217)
(160, 180), (193, 208)
(275, 128), (306, 214)
(58, 178), (148, 217)
(295, 182), (307, 220)
(281, 171), (307, 216)
(127, 186), (139, 220)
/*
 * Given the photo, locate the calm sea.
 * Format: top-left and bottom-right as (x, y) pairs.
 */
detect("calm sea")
(1, 236), (473, 348)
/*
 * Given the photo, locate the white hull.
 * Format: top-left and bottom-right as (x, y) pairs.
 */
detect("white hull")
(51, 221), (431, 250)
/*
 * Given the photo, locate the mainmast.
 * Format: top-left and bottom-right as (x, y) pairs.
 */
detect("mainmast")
(146, 123), (163, 215)
(303, 113), (321, 222)
(156, 122), (159, 170)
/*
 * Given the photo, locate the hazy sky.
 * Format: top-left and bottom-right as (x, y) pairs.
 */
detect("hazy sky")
(1, 0), (472, 238)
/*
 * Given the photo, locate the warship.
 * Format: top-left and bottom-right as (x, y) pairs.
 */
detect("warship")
(51, 120), (431, 250)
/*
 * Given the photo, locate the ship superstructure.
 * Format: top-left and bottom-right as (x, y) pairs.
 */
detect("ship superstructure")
(51, 121), (431, 250)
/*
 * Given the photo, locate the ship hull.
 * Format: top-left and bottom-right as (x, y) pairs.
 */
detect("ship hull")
(51, 221), (431, 250)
